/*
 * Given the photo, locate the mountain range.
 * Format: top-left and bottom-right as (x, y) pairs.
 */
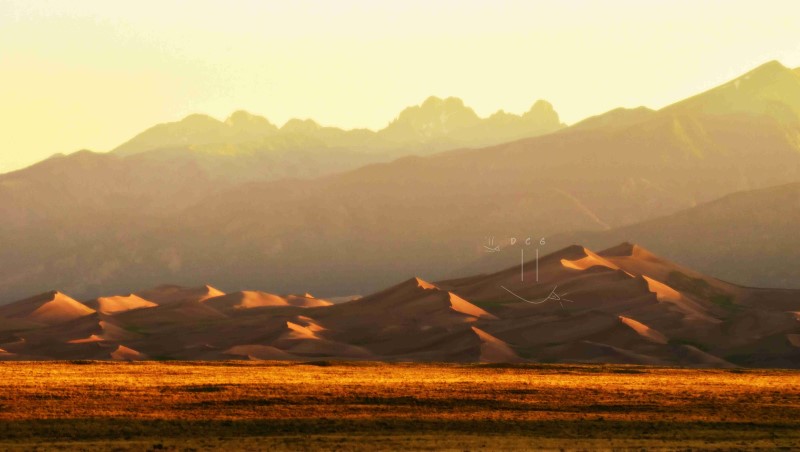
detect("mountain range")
(1, 244), (797, 367)
(1, 60), (800, 302)
(109, 96), (564, 182)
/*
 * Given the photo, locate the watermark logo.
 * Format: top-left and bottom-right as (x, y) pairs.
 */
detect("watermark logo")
(481, 235), (570, 309)
(500, 285), (574, 308)
(483, 237), (501, 253)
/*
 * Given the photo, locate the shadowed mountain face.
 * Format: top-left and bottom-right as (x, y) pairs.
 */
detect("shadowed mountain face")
(526, 182), (800, 289)
(1, 245), (797, 367)
(1, 61), (800, 301)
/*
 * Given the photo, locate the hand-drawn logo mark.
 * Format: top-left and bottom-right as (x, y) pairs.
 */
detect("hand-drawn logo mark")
(484, 237), (501, 253)
(499, 285), (574, 308)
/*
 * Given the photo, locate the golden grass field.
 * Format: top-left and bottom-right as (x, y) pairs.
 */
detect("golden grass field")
(0, 362), (799, 450)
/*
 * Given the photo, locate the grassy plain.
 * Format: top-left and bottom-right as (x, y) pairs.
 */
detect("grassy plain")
(0, 361), (798, 450)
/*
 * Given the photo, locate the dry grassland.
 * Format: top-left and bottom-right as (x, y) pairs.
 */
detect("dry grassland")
(0, 361), (798, 450)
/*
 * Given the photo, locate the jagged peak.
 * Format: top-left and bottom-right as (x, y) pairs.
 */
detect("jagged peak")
(421, 95), (466, 109)
(393, 96), (479, 122)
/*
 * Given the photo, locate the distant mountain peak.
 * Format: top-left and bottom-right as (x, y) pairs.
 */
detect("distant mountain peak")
(281, 118), (322, 133)
(395, 96), (479, 124)
(747, 59), (789, 74)
(527, 99), (556, 114)
(380, 95), (563, 144)
(750, 60), (788, 72)
(664, 59), (800, 122)
(179, 113), (222, 126)
(225, 110), (276, 130)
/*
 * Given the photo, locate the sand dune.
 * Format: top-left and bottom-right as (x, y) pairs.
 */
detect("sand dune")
(85, 294), (157, 315)
(0, 291), (95, 325)
(283, 294), (333, 308)
(136, 285), (224, 305)
(412, 277), (438, 290)
(600, 243), (733, 292)
(671, 344), (736, 368)
(268, 319), (373, 359)
(618, 316), (668, 344)
(642, 275), (682, 302)
(281, 321), (322, 340)
(470, 326), (523, 362)
(561, 247), (621, 272)
(449, 293), (497, 319)
(205, 291), (333, 310)
(110, 345), (148, 361)
(292, 315), (326, 332)
(559, 340), (666, 365)
(641, 275), (719, 322)
(205, 291), (289, 309)
(67, 320), (136, 344)
(1, 243), (799, 366)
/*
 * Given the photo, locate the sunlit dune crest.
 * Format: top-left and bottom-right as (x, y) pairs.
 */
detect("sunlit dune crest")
(283, 294), (333, 308)
(110, 345), (148, 361)
(412, 277), (438, 290)
(0, 291), (95, 325)
(449, 293), (497, 320)
(283, 321), (322, 340)
(205, 291), (289, 309)
(204, 291), (332, 309)
(642, 276), (682, 302)
(618, 316), (668, 344)
(136, 285), (225, 305)
(293, 315), (326, 332)
(86, 295), (157, 315)
(561, 247), (621, 271)
(470, 326), (522, 362)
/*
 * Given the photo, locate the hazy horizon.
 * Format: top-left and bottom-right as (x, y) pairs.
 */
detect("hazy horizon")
(2, 0), (800, 172)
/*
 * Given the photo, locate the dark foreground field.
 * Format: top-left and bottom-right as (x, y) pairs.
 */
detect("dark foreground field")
(0, 362), (798, 450)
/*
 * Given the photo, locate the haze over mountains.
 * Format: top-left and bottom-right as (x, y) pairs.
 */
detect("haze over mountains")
(110, 96), (564, 182)
(1, 245), (797, 367)
(544, 181), (800, 288)
(2, 61), (800, 303)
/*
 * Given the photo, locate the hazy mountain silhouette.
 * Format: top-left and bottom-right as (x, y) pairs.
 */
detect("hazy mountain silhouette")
(528, 182), (800, 289)
(1, 61), (800, 301)
(109, 96), (565, 182)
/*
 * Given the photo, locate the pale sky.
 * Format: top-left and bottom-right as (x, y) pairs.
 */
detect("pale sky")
(1, 0), (799, 173)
